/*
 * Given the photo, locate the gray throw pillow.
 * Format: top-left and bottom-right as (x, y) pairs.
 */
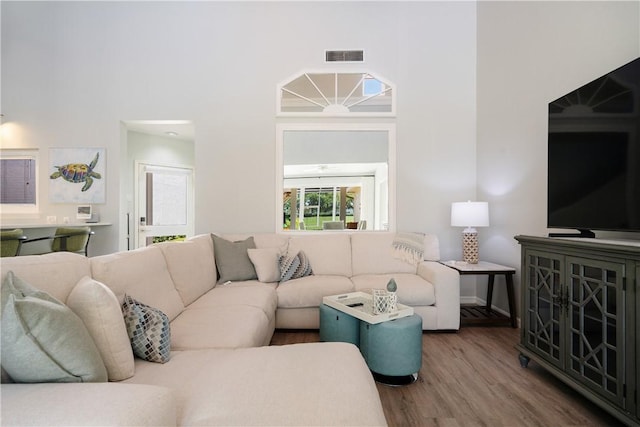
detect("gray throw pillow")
(122, 294), (171, 364)
(211, 235), (258, 283)
(0, 271), (108, 383)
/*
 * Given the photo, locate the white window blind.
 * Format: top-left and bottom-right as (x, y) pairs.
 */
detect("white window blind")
(1, 158), (36, 204)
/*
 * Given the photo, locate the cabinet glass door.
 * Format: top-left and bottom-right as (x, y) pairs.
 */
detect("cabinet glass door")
(524, 250), (564, 368)
(566, 257), (625, 407)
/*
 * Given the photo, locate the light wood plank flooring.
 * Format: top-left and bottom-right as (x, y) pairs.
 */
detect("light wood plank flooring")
(270, 327), (624, 427)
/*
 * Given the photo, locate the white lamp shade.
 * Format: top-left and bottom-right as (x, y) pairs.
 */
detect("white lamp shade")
(451, 201), (490, 227)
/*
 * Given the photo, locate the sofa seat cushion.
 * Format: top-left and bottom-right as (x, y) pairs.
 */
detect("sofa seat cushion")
(1, 383), (176, 426)
(277, 275), (354, 308)
(125, 343), (387, 426)
(352, 273), (436, 306)
(170, 305), (273, 349)
(188, 285), (277, 324)
(90, 246), (185, 321)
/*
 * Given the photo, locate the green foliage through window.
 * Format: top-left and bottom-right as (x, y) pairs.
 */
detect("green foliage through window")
(152, 235), (186, 243)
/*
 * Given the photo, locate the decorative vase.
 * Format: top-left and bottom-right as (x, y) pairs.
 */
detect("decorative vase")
(373, 289), (397, 314)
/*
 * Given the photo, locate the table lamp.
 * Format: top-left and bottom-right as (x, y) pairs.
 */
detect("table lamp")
(451, 201), (489, 264)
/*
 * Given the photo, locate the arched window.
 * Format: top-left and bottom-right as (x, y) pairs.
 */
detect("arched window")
(277, 71), (395, 117)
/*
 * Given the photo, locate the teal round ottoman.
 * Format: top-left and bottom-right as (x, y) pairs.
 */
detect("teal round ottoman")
(319, 304), (360, 346)
(359, 314), (422, 385)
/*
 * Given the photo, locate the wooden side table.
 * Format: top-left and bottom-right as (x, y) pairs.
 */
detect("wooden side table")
(441, 260), (517, 328)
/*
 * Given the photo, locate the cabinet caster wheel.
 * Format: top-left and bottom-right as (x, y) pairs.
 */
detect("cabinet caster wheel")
(518, 353), (530, 368)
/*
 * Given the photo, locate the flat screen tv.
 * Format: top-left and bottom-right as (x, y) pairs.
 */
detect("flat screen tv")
(547, 57), (640, 237)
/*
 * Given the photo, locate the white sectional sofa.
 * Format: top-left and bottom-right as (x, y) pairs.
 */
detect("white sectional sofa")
(0, 231), (459, 426)
(218, 232), (460, 331)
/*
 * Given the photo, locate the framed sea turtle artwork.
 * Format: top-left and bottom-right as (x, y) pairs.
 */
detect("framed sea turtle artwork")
(49, 148), (106, 203)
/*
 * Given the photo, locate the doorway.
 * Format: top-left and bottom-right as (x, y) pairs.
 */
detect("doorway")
(123, 120), (195, 250)
(134, 162), (194, 248)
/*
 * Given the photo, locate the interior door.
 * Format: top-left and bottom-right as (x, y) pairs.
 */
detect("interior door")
(135, 162), (194, 248)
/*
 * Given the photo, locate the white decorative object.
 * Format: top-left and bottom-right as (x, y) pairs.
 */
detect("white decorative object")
(451, 201), (489, 264)
(373, 289), (397, 314)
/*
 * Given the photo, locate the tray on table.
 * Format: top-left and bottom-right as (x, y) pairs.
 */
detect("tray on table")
(322, 291), (414, 324)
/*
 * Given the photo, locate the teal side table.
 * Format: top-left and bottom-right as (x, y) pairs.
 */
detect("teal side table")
(319, 304), (360, 346)
(359, 314), (423, 385)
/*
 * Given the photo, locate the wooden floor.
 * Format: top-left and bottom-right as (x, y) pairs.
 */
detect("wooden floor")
(270, 327), (624, 427)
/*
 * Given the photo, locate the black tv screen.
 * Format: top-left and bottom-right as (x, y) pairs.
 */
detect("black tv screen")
(547, 57), (640, 235)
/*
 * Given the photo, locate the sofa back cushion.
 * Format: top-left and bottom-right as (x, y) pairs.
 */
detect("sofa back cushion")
(351, 233), (416, 275)
(422, 233), (441, 261)
(67, 276), (135, 381)
(221, 233), (289, 252)
(90, 246), (185, 321)
(351, 232), (441, 276)
(157, 234), (216, 306)
(0, 252), (91, 303)
(287, 234), (352, 276)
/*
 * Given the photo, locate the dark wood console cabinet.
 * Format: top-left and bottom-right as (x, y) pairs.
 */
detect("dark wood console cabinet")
(515, 235), (639, 426)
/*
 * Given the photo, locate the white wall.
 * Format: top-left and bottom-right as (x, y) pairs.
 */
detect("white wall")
(477, 1), (640, 311)
(0, 2), (477, 267)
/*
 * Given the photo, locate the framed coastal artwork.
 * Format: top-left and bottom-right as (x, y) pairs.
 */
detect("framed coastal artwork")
(49, 147), (106, 203)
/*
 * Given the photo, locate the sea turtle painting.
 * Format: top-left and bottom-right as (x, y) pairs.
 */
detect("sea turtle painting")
(50, 152), (102, 192)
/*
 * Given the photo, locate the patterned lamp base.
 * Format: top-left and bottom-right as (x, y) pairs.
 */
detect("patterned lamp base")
(462, 231), (479, 264)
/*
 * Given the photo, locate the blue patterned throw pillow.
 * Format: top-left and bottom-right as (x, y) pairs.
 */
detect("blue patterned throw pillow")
(279, 251), (313, 282)
(122, 294), (171, 364)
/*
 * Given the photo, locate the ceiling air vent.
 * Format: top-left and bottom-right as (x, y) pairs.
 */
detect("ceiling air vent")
(325, 50), (364, 63)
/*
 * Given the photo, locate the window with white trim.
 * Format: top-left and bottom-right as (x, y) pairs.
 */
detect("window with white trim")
(277, 71), (395, 116)
(1, 149), (39, 213)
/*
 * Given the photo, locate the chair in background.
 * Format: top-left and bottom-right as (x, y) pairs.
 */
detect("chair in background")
(0, 229), (28, 257)
(322, 221), (344, 230)
(357, 220), (367, 230)
(23, 226), (94, 256)
(52, 227), (94, 256)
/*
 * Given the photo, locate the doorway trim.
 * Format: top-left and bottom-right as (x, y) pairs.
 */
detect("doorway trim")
(134, 161), (195, 248)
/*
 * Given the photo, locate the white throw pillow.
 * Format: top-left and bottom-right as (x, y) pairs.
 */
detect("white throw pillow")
(247, 247), (281, 283)
(67, 276), (135, 381)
